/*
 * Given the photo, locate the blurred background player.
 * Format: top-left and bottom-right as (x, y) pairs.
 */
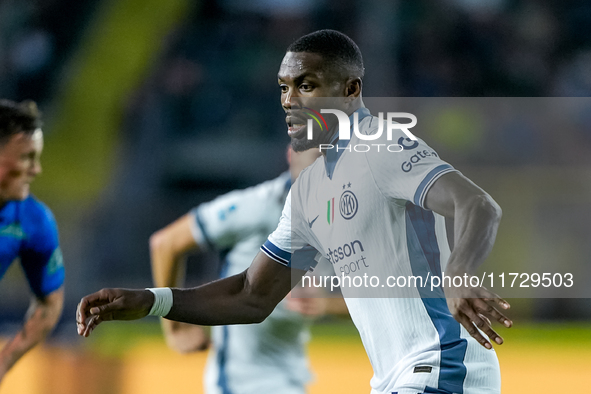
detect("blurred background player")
(0, 100), (65, 385)
(149, 146), (323, 394)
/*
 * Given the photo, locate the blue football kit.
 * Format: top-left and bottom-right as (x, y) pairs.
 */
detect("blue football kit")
(0, 195), (64, 298)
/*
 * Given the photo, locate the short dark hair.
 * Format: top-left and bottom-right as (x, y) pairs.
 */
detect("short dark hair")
(287, 29), (365, 79)
(0, 99), (41, 145)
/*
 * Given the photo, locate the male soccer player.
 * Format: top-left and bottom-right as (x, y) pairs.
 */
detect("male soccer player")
(0, 100), (65, 385)
(77, 30), (511, 394)
(150, 146), (322, 394)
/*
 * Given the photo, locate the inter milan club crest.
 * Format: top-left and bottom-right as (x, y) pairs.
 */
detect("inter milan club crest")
(339, 190), (358, 220)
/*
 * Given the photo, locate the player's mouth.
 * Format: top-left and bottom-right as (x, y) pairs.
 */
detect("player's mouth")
(286, 116), (307, 139)
(288, 124), (306, 138)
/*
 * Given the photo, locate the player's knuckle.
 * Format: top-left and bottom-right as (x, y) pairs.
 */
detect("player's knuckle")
(483, 304), (495, 313)
(475, 305), (492, 316)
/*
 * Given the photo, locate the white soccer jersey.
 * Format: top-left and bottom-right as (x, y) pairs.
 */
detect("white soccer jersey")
(191, 172), (312, 394)
(262, 108), (500, 394)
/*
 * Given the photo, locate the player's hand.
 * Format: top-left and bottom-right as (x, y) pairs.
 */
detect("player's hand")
(76, 288), (154, 337)
(444, 283), (512, 349)
(161, 320), (209, 354)
(285, 288), (327, 318)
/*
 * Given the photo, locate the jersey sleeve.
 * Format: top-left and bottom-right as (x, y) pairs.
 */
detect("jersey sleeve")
(19, 202), (64, 298)
(190, 186), (265, 251)
(261, 190), (317, 271)
(366, 136), (457, 208)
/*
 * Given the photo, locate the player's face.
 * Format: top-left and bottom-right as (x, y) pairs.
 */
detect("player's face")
(0, 131), (31, 183)
(278, 52), (347, 152)
(0, 129), (43, 202)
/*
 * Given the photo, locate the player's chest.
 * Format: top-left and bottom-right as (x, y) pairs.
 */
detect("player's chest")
(304, 170), (386, 246)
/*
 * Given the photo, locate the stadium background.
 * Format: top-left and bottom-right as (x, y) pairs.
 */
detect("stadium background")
(0, 0), (590, 392)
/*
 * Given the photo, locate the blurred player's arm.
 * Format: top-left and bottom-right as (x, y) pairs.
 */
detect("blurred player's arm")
(77, 252), (301, 337)
(286, 258), (340, 318)
(2, 206), (66, 383)
(425, 171), (511, 349)
(149, 214), (209, 353)
(284, 284), (327, 319)
(0, 287), (64, 383)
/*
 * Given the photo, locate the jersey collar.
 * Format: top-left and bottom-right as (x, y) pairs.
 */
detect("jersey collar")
(324, 107), (371, 179)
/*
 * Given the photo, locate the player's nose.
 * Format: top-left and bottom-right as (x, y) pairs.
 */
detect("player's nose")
(30, 161), (42, 176)
(282, 91), (293, 110)
(283, 92), (304, 112)
(282, 87), (303, 109)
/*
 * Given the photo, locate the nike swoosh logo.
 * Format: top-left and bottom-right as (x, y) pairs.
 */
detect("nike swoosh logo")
(308, 215), (319, 228)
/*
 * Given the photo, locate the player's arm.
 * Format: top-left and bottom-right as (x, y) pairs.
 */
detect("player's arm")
(150, 214), (200, 288)
(0, 287), (64, 382)
(149, 214), (209, 353)
(425, 171), (512, 349)
(3, 203), (66, 382)
(77, 252), (302, 337)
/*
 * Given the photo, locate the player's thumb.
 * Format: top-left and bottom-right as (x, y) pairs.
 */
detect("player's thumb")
(89, 302), (119, 317)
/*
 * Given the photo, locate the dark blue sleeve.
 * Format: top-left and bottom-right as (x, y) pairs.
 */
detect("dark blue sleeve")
(19, 199), (65, 298)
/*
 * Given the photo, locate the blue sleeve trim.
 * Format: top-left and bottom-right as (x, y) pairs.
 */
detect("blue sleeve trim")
(261, 240), (291, 267)
(413, 164), (455, 208)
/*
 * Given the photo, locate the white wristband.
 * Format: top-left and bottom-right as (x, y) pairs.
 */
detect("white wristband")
(146, 287), (173, 317)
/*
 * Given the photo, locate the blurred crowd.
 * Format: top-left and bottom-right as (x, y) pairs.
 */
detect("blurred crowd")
(0, 0), (98, 104)
(3, 0), (591, 169)
(118, 0), (591, 171)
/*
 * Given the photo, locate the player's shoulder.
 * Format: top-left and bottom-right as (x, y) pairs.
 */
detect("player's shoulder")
(231, 171), (290, 205)
(359, 113), (436, 162)
(358, 112), (382, 137)
(18, 195), (58, 232)
(252, 171), (291, 198)
(289, 154), (324, 209)
(200, 172), (290, 215)
(19, 195), (55, 219)
(293, 154), (324, 185)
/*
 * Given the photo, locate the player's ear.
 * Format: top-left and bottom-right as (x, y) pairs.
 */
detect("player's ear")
(345, 78), (362, 98)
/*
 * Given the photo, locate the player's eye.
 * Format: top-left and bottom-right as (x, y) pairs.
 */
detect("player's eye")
(299, 84), (313, 92)
(279, 84), (288, 93)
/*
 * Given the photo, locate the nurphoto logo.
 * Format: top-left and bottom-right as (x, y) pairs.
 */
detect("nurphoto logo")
(304, 109), (419, 153)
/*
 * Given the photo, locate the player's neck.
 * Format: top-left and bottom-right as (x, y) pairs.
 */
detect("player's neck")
(346, 96), (364, 116)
